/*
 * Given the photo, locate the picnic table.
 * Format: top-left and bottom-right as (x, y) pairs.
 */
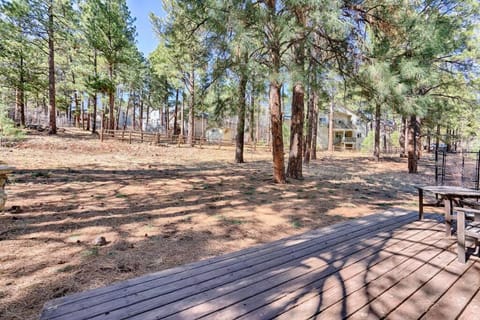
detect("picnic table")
(0, 165), (14, 211)
(416, 185), (480, 236)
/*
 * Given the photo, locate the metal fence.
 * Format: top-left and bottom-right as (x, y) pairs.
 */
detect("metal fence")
(434, 150), (480, 190)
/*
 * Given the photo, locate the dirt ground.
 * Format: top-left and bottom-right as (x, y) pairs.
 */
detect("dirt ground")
(0, 128), (435, 320)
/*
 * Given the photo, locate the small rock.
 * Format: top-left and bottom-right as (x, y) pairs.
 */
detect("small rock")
(144, 233), (148, 237)
(92, 236), (107, 246)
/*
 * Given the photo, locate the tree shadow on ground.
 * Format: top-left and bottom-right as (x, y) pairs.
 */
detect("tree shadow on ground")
(1, 156), (435, 319)
(32, 212), (473, 320)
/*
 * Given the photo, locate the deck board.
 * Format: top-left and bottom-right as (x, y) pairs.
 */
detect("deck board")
(42, 210), (401, 314)
(39, 210), (480, 320)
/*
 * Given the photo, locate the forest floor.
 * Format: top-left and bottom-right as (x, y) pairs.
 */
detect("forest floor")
(0, 128), (436, 320)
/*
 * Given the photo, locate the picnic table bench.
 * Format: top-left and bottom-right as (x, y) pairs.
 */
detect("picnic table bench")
(416, 185), (480, 236)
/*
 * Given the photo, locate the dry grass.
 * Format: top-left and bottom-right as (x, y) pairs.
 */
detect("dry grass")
(0, 128), (435, 320)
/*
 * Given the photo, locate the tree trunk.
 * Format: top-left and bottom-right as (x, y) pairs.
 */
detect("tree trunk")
(91, 51), (98, 134)
(180, 91), (185, 141)
(116, 90), (122, 131)
(286, 82), (304, 179)
(70, 54), (81, 129)
(74, 90), (80, 128)
(249, 93), (255, 143)
(15, 87), (25, 127)
(235, 73), (248, 163)
(304, 84), (313, 164)
(108, 64), (115, 131)
(86, 97), (91, 131)
(328, 100), (334, 152)
(187, 70), (195, 146)
(15, 54), (26, 126)
(404, 117), (409, 155)
(123, 93), (130, 133)
(311, 90), (318, 160)
(132, 92), (136, 130)
(146, 96), (150, 130)
(399, 116), (406, 156)
(408, 115), (419, 173)
(270, 81), (286, 183)
(374, 103), (381, 161)
(173, 88), (179, 135)
(47, 0), (56, 134)
(435, 123), (440, 153)
(139, 97), (144, 132)
(164, 86), (169, 132)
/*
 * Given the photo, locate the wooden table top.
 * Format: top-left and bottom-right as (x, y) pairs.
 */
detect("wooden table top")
(417, 185), (480, 197)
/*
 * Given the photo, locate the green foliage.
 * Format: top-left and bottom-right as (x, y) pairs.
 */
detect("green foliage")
(0, 104), (23, 139)
(390, 131), (400, 148)
(361, 131), (375, 152)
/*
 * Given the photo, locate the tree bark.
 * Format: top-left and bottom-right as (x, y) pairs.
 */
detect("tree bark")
(266, 0), (285, 183)
(47, 0), (56, 134)
(286, 82), (304, 179)
(408, 115), (419, 173)
(270, 81), (286, 183)
(235, 72), (248, 163)
(374, 103), (381, 161)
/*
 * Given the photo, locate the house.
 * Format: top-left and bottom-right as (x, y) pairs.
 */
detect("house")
(317, 105), (367, 151)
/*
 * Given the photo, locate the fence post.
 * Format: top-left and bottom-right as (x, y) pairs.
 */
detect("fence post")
(476, 151), (480, 190)
(441, 150), (446, 185)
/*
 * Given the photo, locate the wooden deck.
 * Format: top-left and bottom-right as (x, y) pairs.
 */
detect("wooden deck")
(40, 210), (480, 320)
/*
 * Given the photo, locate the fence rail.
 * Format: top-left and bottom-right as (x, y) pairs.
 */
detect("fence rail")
(99, 129), (272, 151)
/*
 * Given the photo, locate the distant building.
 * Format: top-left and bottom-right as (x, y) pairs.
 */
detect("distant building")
(317, 105), (367, 150)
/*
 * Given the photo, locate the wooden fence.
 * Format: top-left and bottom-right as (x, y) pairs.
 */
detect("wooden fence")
(99, 128), (271, 151)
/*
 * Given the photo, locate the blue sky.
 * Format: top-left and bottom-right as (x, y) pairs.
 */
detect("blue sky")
(127, 0), (165, 57)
